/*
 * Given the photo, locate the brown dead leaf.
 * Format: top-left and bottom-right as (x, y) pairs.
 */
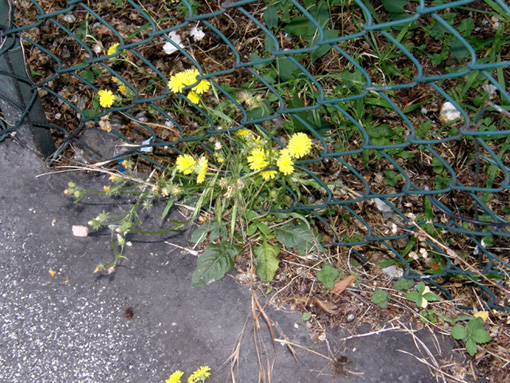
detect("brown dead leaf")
(332, 275), (356, 295)
(313, 298), (339, 315)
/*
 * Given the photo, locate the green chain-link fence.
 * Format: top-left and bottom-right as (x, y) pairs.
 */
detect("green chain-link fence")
(1, 0), (510, 310)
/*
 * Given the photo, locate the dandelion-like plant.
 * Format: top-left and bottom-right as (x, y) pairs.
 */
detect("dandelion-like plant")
(98, 89), (116, 108)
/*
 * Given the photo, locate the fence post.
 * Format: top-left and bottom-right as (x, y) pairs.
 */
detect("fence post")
(0, 0), (55, 158)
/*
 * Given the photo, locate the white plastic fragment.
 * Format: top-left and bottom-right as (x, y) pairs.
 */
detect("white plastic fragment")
(140, 137), (153, 153)
(72, 225), (89, 237)
(163, 31), (183, 55)
(438, 101), (461, 125)
(190, 26), (205, 42)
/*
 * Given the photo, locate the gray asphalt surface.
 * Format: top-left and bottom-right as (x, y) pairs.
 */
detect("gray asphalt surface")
(0, 139), (471, 382)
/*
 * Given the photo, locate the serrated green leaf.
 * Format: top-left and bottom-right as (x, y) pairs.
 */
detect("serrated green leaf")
(393, 278), (416, 291)
(191, 243), (241, 287)
(451, 324), (467, 340)
(254, 242), (280, 282)
(274, 222), (321, 257)
(372, 288), (389, 309)
(465, 337), (477, 356)
(316, 263), (340, 290)
(471, 329), (492, 344)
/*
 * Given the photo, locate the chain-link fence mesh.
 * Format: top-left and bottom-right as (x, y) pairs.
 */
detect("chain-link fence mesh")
(1, 0), (510, 310)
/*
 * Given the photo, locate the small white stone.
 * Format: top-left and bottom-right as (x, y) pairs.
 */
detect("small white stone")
(438, 101), (461, 125)
(382, 265), (403, 279)
(72, 225), (89, 237)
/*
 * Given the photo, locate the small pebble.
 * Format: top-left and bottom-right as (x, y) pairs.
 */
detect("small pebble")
(72, 225), (89, 237)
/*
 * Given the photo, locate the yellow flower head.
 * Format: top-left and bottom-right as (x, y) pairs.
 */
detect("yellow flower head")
(187, 91), (200, 104)
(166, 370), (184, 383)
(188, 366), (211, 383)
(277, 149), (294, 175)
(287, 132), (312, 159)
(107, 43), (120, 56)
(118, 84), (127, 94)
(168, 72), (189, 93)
(196, 157), (208, 184)
(98, 89), (116, 108)
(261, 170), (277, 180)
(247, 147), (268, 171)
(175, 154), (196, 175)
(184, 69), (211, 95)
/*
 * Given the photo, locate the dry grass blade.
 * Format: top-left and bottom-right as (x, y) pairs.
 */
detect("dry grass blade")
(251, 290), (277, 383)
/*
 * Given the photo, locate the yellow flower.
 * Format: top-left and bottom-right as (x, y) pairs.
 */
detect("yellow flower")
(287, 132), (312, 159)
(236, 128), (253, 140)
(168, 72), (189, 93)
(175, 154), (196, 175)
(184, 69), (211, 94)
(261, 170), (277, 180)
(277, 149), (294, 175)
(187, 91), (200, 104)
(247, 147), (268, 171)
(103, 185), (110, 192)
(98, 89), (116, 108)
(196, 157), (208, 184)
(188, 366), (211, 382)
(166, 370), (184, 383)
(107, 43), (120, 56)
(118, 84), (127, 94)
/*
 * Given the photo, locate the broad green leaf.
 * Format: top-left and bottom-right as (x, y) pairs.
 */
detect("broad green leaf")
(257, 222), (272, 236)
(393, 278), (416, 291)
(301, 312), (312, 321)
(405, 291), (421, 304)
(274, 222), (321, 257)
(416, 281), (426, 294)
(316, 263), (340, 290)
(190, 223), (211, 244)
(276, 57), (301, 81)
(465, 337), (477, 356)
(254, 242), (280, 282)
(310, 29), (339, 63)
(263, 5), (278, 30)
(283, 17), (310, 37)
(191, 243), (241, 287)
(382, 0), (408, 13)
(372, 288), (389, 309)
(451, 324), (467, 340)
(423, 292), (441, 302)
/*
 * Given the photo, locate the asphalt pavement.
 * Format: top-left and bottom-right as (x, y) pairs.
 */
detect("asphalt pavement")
(0, 139), (472, 382)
